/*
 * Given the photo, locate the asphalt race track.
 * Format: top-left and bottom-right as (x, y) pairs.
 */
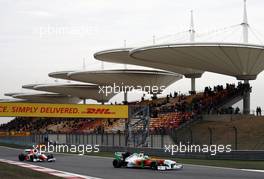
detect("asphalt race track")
(0, 146), (263, 179)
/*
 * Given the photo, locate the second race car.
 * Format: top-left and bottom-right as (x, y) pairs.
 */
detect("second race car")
(18, 147), (55, 162)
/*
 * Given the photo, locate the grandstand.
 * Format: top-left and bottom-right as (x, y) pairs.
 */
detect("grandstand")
(0, 83), (250, 137)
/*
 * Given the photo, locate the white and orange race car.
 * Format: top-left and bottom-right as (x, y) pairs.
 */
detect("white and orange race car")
(113, 152), (183, 170)
(18, 147), (55, 162)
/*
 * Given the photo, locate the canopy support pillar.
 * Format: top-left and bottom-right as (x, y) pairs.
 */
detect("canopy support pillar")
(123, 91), (128, 104)
(191, 77), (196, 92)
(243, 80), (250, 114)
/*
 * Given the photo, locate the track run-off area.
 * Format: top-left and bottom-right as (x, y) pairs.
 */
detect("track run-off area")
(0, 146), (263, 179)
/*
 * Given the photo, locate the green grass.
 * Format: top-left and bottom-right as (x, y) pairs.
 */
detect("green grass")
(0, 162), (62, 179)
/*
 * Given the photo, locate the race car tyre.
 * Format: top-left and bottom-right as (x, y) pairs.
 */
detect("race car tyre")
(47, 154), (54, 159)
(18, 154), (25, 161)
(30, 155), (37, 162)
(113, 159), (122, 168)
(30, 155), (34, 162)
(47, 154), (54, 162)
(150, 162), (158, 170)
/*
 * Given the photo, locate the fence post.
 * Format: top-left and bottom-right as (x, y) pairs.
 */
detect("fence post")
(150, 135), (153, 148)
(133, 134), (136, 147)
(189, 128), (193, 144)
(75, 134), (78, 145)
(233, 126), (238, 150)
(106, 133), (108, 146)
(208, 127), (213, 145)
(119, 133), (121, 146)
(91, 134), (94, 146)
(65, 134), (67, 144)
(125, 132), (128, 147)
(101, 133), (104, 145)
(173, 130), (178, 144)
(112, 134), (115, 146)
(161, 134), (164, 148)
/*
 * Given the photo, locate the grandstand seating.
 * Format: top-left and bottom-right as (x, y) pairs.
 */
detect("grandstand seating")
(0, 83), (250, 134)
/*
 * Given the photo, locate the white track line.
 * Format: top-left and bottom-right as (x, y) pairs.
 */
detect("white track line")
(241, 169), (264, 173)
(0, 158), (102, 179)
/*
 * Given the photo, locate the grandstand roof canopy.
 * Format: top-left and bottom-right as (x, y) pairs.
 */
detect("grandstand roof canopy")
(48, 71), (74, 81)
(4, 93), (24, 97)
(49, 69), (182, 93)
(11, 93), (81, 104)
(22, 84), (43, 90)
(0, 98), (27, 103)
(94, 48), (203, 78)
(33, 84), (116, 102)
(129, 42), (264, 80)
(68, 69), (181, 87)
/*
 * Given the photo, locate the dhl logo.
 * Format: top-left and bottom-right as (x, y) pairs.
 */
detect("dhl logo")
(85, 108), (116, 114)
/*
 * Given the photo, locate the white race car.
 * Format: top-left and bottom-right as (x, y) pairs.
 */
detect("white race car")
(113, 152), (183, 170)
(18, 148), (55, 162)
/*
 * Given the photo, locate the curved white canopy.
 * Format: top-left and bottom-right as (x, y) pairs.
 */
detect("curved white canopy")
(130, 42), (264, 80)
(4, 93), (24, 97)
(94, 48), (203, 78)
(67, 69), (182, 91)
(48, 71), (74, 81)
(34, 84), (115, 102)
(22, 84), (43, 90)
(12, 93), (81, 104)
(0, 98), (27, 103)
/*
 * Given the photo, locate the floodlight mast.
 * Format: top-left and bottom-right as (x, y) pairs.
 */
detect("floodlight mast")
(242, 0), (249, 43)
(189, 10), (195, 42)
(188, 10), (197, 92)
(124, 40), (127, 70)
(82, 58), (87, 105)
(123, 40), (128, 104)
(241, 0), (250, 114)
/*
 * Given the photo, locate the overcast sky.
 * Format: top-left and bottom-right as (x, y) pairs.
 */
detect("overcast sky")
(0, 0), (264, 124)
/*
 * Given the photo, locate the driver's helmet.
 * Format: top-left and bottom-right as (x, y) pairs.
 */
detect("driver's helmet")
(144, 155), (149, 159)
(138, 153), (144, 158)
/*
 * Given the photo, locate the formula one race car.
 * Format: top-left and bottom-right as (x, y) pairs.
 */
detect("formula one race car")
(113, 152), (183, 170)
(18, 148), (55, 162)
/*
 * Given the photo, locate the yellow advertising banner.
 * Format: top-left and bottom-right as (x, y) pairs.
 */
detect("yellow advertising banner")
(0, 103), (128, 118)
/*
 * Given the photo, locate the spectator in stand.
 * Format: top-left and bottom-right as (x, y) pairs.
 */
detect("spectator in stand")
(166, 95), (170, 103)
(235, 107), (240, 114)
(173, 91), (178, 98)
(256, 107), (262, 116)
